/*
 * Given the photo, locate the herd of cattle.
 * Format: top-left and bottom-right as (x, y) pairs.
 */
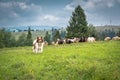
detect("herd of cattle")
(32, 36), (120, 53)
(54, 37), (95, 45)
(54, 36), (120, 45)
(104, 36), (120, 41)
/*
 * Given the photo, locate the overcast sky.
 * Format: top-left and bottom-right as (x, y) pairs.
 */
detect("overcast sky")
(0, 0), (120, 27)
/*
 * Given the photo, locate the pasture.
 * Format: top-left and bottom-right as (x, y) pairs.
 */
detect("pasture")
(0, 41), (120, 80)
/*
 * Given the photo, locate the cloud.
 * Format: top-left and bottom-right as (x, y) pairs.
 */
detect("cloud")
(105, 0), (115, 8)
(43, 15), (59, 21)
(0, 2), (12, 8)
(64, 0), (117, 10)
(85, 11), (107, 25)
(117, 0), (120, 3)
(21, 3), (42, 12)
(64, 4), (74, 11)
(83, 0), (116, 9)
(84, 0), (95, 9)
(11, 11), (20, 18)
(27, 13), (69, 27)
(64, 0), (83, 11)
(16, 2), (29, 10)
(0, 1), (42, 27)
(0, 1), (42, 13)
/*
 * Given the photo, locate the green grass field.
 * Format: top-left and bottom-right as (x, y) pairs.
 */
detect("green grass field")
(0, 41), (120, 80)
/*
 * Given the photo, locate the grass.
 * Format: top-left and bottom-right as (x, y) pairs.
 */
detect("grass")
(0, 41), (120, 80)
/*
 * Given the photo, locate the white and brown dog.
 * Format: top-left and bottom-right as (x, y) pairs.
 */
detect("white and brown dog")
(33, 36), (44, 53)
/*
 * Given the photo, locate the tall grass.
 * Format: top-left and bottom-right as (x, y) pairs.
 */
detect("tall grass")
(0, 41), (120, 80)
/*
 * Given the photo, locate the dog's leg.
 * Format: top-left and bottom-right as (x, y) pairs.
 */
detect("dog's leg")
(40, 43), (44, 53)
(38, 47), (41, 53)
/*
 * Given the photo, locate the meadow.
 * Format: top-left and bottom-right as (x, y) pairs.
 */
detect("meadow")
(0, 41), (120, 80)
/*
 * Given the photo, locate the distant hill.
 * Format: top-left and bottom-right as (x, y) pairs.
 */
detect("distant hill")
(11, 30), (51, 40)
(95, 25), (120, 32)
(5, 25), (120, 33)
(6, 25), (61, 32)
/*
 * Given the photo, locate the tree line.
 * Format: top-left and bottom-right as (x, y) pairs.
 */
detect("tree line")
(0, 27), (32, 48)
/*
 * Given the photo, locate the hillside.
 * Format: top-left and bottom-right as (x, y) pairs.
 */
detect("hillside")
(11, 30), (51, 40)
(95, 25), (120, 32)
(0, 41), (120, 80)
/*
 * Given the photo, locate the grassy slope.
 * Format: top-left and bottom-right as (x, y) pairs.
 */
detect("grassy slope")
(0, 41), (120, 80)
(95, 26), (120, 32)
(11, 31), (50, 40)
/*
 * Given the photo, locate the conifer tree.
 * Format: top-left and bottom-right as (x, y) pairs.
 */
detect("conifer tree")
(44, 31), (51, 45)
(0, 29), (5, 48)
(54, 29), (60, 42)
(88, 24), (97, 37)
(17, 33), (26, 46)
(52, 29), (60, 42)
(26, 27), (32, 46)
(66, 5), (88, 38)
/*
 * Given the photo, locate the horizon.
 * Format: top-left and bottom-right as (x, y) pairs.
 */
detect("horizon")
(2, 25), (120, 33)
(1, 24), (120, 30)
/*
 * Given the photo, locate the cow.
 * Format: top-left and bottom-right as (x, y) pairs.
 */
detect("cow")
(55, 38), (64, 45)
(64, 38), (73, 44)
(104, 37), (111, 41)
(112, 36), (120, 41)
(87, 37), (95, 42)
(79, 36), (86, 42)
(33, 36), (44, 53)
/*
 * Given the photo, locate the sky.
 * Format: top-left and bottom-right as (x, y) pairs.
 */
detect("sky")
(0, 0), (120, 28)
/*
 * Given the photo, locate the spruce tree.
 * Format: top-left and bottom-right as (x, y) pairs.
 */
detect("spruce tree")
(0, 28), (16, 48)
(0, 29), (5, 48)
(26, 27), (32, 46)
(52, 29), (60, 42)
(17, 33), (26, 46)
(54, 29), (60, 42)
(88, 24), (97, 37)
(44, 31), (51, 45)
(66, 5), (88, 38)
